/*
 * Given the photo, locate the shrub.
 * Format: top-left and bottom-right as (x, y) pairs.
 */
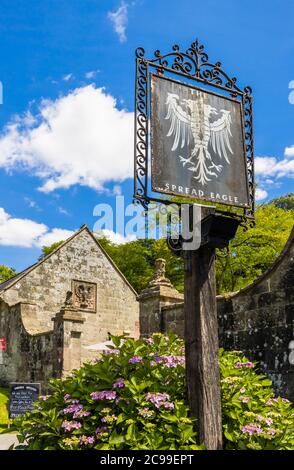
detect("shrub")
(15, 334), (293, 450)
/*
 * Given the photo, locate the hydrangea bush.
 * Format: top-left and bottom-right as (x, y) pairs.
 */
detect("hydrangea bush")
(15, 334), (293, 450)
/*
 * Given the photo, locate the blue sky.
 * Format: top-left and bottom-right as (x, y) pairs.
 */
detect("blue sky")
(0, 0), (293, 271)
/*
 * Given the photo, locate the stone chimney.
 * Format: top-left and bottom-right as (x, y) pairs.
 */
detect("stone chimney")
(137, 258), (183, 337)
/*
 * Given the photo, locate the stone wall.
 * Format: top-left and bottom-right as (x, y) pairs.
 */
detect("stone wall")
(0, 301), (55, 389)
(139, 228), (294, 401)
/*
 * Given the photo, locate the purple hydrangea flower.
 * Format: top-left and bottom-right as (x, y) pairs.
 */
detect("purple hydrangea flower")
(154, 356), (185, 367)
(63, 404), (83, 415)
(73, 409), (91, 419)
(235, 361), (254, 369)
(96, 426), (109, 435)
(145, 392), (174, 411)
(163, 401), (175, 410)
(113, 378), (125, 389)
(90, 390), (117, 401)
(128, 355), (143, 364)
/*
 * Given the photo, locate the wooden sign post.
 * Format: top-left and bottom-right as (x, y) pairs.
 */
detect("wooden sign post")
(134, 38), (254, 450)
(184, 242), (222, 449)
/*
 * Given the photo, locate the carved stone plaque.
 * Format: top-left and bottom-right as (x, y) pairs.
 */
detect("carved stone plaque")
(72, 280), (97, 312)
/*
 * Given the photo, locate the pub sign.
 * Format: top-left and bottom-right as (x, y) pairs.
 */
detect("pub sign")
(151, 75), (249, 208)
(134, 39), (254, 223)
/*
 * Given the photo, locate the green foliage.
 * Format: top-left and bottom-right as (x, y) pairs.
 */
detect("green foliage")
(0, 265), (16, 283)
(15, 334), (200, 450)
(216, 204), (294, 292)
(15, 335), (293, 450)
(219, 349), (294, 450)
(0, 388), (9, 433)
(270, 192), (294, 211)
(98, 236), (184, 293)
(39, 241), (64, 260)
(40, 198), (293, 294)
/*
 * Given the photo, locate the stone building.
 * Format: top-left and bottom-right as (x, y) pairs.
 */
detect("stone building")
(0, 225), (139, 389)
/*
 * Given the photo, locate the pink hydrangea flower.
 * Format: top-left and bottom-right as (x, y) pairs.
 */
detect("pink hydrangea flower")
(73, 409), (91, 419)
(241, 424), (262, 435)
(239, 396), (251, 403)
(61, 420), (82, 432)
(145, 338), (154, 344)
(145, 392), (174, 410)
(39, 395), (50, 401)
(79, 435), (95, 445)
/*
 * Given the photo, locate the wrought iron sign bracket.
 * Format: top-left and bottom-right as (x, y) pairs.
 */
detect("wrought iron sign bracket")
(133, 39), (255, 230)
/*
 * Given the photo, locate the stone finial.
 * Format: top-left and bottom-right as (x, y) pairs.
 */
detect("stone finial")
(149, 258), (172, 287)
(154, 258), (166, 280)
(63, 290), (74, 308)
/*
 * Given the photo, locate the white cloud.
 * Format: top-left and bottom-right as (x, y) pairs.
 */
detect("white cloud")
(58, 206), (70, 216)
(85, 70), (99, 79)
(0, 85), (133, 193)
(284, 145), (294, 158)
(63, 73), (73, 81)
(255, 152), (294, 180)
(37, 227), (74, 247)
(95, 229), (135, 244)
(0, 207), (74, 248)
(255, 188), (268, 201)
(108, 1), (129, 43)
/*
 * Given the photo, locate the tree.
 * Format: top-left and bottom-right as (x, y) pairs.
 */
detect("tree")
(98, 236), (184, 293)
(269, 193), (294, 211)
(39, 241), (64, 260)
(0, 265), (16, 283)
(216, 203), (294, 293)
(40, 198), (293, 295)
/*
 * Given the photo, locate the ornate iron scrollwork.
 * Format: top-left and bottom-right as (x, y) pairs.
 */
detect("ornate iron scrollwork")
(134, 38), (255, 227)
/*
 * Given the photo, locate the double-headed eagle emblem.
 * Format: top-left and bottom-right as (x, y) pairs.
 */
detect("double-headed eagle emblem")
(165, 91), (233, 185)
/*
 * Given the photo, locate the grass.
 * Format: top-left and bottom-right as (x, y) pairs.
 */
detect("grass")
(0, 387), (9, 428)
(0, 387), (15, 434)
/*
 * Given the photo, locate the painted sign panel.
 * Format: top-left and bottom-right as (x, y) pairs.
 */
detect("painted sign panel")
(9, 383), (40, 418)
(151, 74), (250, 207)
